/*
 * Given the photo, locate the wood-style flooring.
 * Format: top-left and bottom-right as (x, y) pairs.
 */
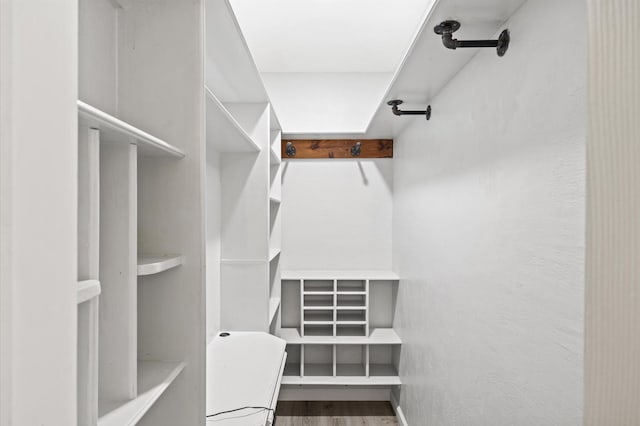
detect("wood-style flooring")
(275, 401), (399, 426)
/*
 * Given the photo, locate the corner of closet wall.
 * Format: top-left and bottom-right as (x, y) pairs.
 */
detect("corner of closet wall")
(204, 0), (283, 337)
(77, 0), (205, 425)
(390, 0), (586, 423)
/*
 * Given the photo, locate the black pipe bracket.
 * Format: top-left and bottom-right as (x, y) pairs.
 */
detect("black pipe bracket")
(434, 20), (510, 57)
(387, 100), (431, 121)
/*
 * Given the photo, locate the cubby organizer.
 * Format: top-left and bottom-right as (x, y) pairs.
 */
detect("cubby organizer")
(279, 271), (402, 385)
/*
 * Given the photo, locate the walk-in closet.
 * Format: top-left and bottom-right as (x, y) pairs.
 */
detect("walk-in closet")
(2, 0), (640, 425)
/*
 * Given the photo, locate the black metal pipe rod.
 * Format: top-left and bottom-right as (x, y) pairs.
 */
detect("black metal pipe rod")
(456, 40), (499, 48)
(395, 110), (425, 116)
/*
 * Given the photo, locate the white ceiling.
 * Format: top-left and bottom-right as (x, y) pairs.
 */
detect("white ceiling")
(229, 0), (436, 73)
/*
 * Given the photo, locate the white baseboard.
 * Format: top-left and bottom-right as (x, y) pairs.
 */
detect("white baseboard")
(390, 392), (408, 426)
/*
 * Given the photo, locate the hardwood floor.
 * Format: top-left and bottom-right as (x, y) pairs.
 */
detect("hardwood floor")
(275, 401), (399, 426)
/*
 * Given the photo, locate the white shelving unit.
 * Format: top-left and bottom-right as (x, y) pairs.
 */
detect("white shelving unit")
(205, 0), (283, 336)
(279, 271), (401, 386)
(77, 0), (203, 424)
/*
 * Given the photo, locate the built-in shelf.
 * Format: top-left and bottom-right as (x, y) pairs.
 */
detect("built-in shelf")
(270, 195), (281, 205)
(269, 248), (281, 262)
(282, 270), (399, 281)
(281, 373), (401, 386)
(270, 146), (281, 165)
(77, 101), (185, 158)
(279, 328), (401, 345)
(270, 130), (281, 165)
(205, 87), (261, 153)
(137, 255), (184, 276)
(98, 361), (186, 426)
(269, 297), (280, 325)
(77, 280), (101, 304)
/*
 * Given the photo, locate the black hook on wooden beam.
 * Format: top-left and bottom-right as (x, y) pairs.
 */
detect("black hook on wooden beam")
(434, 20), (510, 57)
(286, 141), (296, 157)
(387, 100), (431, 121)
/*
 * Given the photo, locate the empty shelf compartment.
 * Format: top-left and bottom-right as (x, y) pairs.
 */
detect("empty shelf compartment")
(304, 294), (334, 308)
(284, 345), (301, 377)
(336, 324), (366, 337)
(304, 279), (334, 293)
(336, 310), (366, 322)
(336, 345), (366, 377)
(337, 294), (366, 307)
(304, 324), (333, 337)
(337, 280), (366, 292)
(369, 345), (400, 378)
(304, 345), (333, 376)
(304, 310), (333, 323)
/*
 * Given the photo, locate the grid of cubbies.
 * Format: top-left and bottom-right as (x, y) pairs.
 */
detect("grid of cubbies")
(302, 279), (368, 338)
(280, 273), (401, 385)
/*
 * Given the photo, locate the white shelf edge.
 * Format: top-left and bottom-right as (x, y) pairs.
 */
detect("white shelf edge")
(77, 101), (185, 158)
(98, 360), (186, 426)
(205, 86), (261, 153)
(281, 374), (401, 386)
(279, 328), (401, 345)
(282, 270), (400, 280)
(77, 280), (101, 304)
(137, 255), (184, 276)
(269, 195), (281, 205)
(269, 248), (281, 262)
(269, 297), (281, 325)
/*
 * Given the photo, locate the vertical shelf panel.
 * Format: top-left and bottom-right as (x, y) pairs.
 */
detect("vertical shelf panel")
(78, 127), (101, 280)
(78, 126), (101, 425)
(99, 143), (138, 402)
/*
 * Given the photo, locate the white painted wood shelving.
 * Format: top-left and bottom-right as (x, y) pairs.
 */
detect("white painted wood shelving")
(77, 0), (200, 423)
(78, 101), (185, 158)
(98, 361), (186, 426)
(205, 0), (283, 335)
(137, 255), (184, 276)
(279, 271), (401, 386)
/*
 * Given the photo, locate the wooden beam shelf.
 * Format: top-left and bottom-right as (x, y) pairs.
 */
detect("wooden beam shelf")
(281, 139), (393, 159)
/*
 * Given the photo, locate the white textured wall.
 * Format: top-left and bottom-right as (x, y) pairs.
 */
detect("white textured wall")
(392, 0), (586, 424)
(585, 1), (640, 424)
(262, 73), (392, 134)
(282, 160), (393, 271)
